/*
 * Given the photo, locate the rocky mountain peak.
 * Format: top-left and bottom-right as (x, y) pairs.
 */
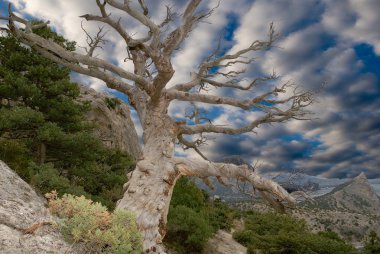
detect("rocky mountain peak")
(305, 172), (380, 214)
(354, 172), (367, 181)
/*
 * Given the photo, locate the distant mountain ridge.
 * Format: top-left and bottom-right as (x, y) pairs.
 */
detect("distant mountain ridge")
(294, 172), (380, 246)
(303, 172), (380, 214)
(196, 168), (379, 246)
(268, 172), (380, 197)
(197, 171), (380, 202)
(269, 172), (348, 188)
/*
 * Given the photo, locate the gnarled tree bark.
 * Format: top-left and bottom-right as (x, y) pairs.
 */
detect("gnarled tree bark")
(1, 1), (314, 253)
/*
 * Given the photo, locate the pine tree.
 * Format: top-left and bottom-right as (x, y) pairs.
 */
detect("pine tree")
(0, 30), (133, 209)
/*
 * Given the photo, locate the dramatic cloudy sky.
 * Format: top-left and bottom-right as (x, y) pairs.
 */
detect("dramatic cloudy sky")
(1, 0), (379, 179)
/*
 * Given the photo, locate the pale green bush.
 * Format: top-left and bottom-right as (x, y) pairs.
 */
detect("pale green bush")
(46, 191), (142, 254)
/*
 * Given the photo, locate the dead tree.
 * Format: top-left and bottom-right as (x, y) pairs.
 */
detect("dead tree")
(1, 1), (313, 253)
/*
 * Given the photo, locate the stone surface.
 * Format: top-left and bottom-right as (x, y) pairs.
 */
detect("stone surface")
(202, 230), (247, 254)
(311, 172), (380, 214)
(0, 160), (77, 254)
(78, 85), (141, 159)
(295, 172), (380, 246)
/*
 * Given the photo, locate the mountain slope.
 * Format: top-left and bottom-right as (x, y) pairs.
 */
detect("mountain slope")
(304, 172), (380, 214)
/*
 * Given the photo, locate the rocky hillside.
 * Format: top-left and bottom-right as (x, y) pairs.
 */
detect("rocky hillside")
(0, 160), (79, 253)
(232, 173), (380, 247)
(78, 86), (141, 159)
(297, 173), (380, 246)
(303, 172), (380, 214)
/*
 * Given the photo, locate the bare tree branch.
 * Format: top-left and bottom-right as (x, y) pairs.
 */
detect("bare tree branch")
(80, 0), (152, 55)
(1, 6), (150, 93)
(105, 0), (158, 31)
(169, 23), (279, 93)
(200, 71), (278, 90)
(169, 72), (201, 91)
(167, 81), (312, 113)
(174, 158), (296, 212)
(162, 0), (202, 56)
(158, 5), (175, 29)
(199, 23), (278, 75)
(180, 114), (292, 135)
(177, 134), (209, 161)
(137, 0), (149, 16)
(177, 89), (313, 135)
(1, 1), (317, 251)
(79, 21), (108, 57)
(33, 45), (132, 97)
(0, 3), (50, 33)
(147, 0), (216, 102)
(185, 102), (212, 124)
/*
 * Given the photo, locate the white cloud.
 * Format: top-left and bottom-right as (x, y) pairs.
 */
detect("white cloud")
(5, 0), (380, 178)
(322, 0), (380, 55)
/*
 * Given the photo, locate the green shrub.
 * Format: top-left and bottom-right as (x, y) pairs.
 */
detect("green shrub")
(47, 192), (142, 254)
(164, 177), (235, 254)
(206, 199), (235, 231)
(169, 177), (206, 211)
(0, 138), (31, 178)
(166, 177), (235, 253)
(30, 163), (87, 197)
(233, 211), (359, 254)
(166, 205), (213, 253)
(104, 97), (120, 110)
(363, 231), (380, 254)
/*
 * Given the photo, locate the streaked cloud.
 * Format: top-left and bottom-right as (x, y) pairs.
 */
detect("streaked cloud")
(4, 0), (380, 178)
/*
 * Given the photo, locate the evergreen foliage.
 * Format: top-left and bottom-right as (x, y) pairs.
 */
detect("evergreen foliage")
(0, 31), (134, 209)
(0, 24), (373, 254)
(233, 210), (359, 254)
(363, 231), (380, 254)
(46, 191), (142, 254)
(166, 177), (235, 253)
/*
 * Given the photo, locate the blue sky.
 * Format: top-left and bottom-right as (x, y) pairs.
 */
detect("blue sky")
(1, 0), (380, 179)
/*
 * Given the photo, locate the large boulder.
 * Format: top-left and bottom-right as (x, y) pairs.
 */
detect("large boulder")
(78, 86), (141, 159)
(202, 230), (247, 254)
(0, 160), (77, 254)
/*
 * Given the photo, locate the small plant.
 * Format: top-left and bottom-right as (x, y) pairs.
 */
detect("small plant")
(46, 191), (142, 254)
(104, 97), (120, 110)
(364, 231), (380, 254)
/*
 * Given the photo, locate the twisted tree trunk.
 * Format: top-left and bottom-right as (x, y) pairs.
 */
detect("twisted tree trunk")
(1, 2), (312, 252)
(116, 103), (181, 253)
(117, 158), (180, 253)
(116, 101), (296, 253)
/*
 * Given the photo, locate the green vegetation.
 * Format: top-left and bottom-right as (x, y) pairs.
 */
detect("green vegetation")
(104, 97), (121, 110)
(166, 179), (365, 254)
(363, 231), (380, 254)
(46, 191), (142, 254)
(233, 210), (359, 254)
(0, 24), (375, 254)
(0, 30), (134, 209)
(165, 177), (236, 253)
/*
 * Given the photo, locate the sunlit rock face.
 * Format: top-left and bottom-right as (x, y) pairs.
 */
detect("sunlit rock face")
(202, 230), (247, 254)
(78, 86), (141, 159)
(316, 172), (380, 214)
(0, 160), (78, 254)
(302, 172), (380, 214)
